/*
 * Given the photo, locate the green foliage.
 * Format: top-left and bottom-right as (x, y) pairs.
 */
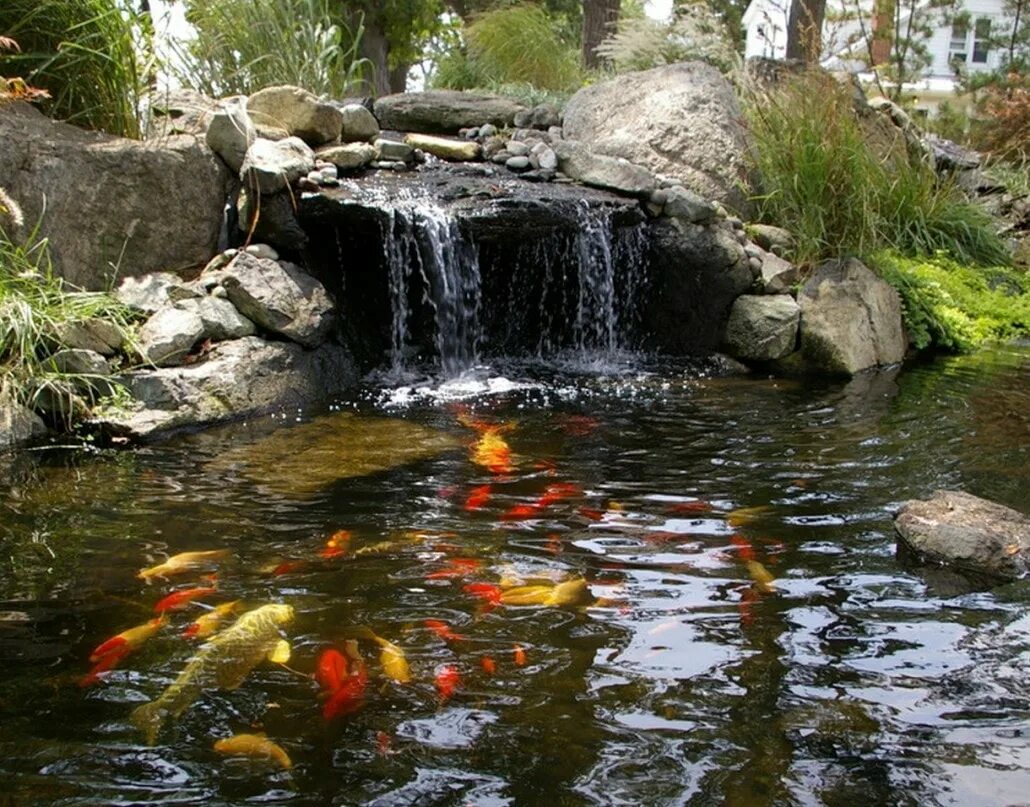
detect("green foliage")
(0, 0), (151, 137)
(744, 71), (1009, 266)
(872, 251), (1030, 351)
(433, 3), (583, 92)
(173, 0), (369, 98)
(0, 220), (136, 422)
(596, 2), (740, 73)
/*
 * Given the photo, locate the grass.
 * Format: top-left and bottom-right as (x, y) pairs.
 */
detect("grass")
(170, 0), (369, 99)
(0, 223), (137, 423)
(0, 0), (150, 138)
(744, 71), (1010, 267)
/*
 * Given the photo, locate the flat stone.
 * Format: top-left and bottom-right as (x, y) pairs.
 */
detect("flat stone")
(664, 186), (716, 223)
(373, 91), (527, 134)
(552, 140), (657, 197)
(895, 490), (1030, 582)
(375, 139), (414, 162)
(724, 294), (800, 360)
(52, 318), (125, 356)
(240, 137), (315, 194)
(49, 348), (111, 376)
(404, 133), (481, 162)
(138, 306), (206, 366)
(506, 156), (531, 171)
(247, 85), (343, 147)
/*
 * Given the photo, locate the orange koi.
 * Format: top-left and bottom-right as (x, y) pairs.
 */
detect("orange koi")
(81, 616), (166, 687)
(665, 501), (712, 515)
(463, 582), (502, 607)
(214, 733), (292, 769)
(320, 529), (352, 559)
(578, 507), (604, 521)
(375, 730), (393, 757)
(434, 664), (460, 701)
(426, 557), (482, 580)
(513, 644), (527, 666)
(538, 482), (581, 507)
(472, 429), (514, 474)
(480, 656), (497, 675)
(463, 484), (493, 511)
(153, 584), (217, 614)
(271, 560), (307, 576)
(316, 648), (348, 693)
(138, 549), (229, 581)
(424, 619), (466, 642)
(322, 641), (368, 721)
(730, 534), (757, 563)
(502, 503), (541, 520)
(79, 644), (132, 687)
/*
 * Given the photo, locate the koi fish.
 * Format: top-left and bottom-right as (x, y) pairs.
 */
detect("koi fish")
(480, 656), (497, 675)
(182, 601), (242, 639)
(503, 482), (582, 520)
(471, 429), (514, 474)
(214, 733), (292, 769)
(375, 730), (393, 757)
(89, 616), (166, 663)
(323, 640), (368, 721)
(730, 534), (757, 563)
(425, 558), (482, 580)
(499, 578), (592, 607)
(502, 503), (541, 520)
(738, 586), (760, 627)
(463, 582), (502, 607)
(727, 505), (775, 528)
(320, 529), (351, 559)
(513, 644), (527, 666)
(434, 664), (460, 701)
(665, 501), (712, 514)
(578, 507), (605, 521)
(316, 648), (348, 693)
(343, 628), (411, 683)
(80, 644), (132, 688)
(745, 560), (777, 594)
(138, 549), (230, 581)
(130, 604), (294, 745)
(154, 583), (217, 614)
(271, 560), (307, 576)
(463, 484), (492, 511)
(424, 619), (466, 642)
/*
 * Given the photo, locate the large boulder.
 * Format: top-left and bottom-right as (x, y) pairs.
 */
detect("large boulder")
(553, 140), (657, 197)
(216, 253), (335, 347)
(724, 295), (800, 360)
(240, 137), (315, 195)
(0, 397), (48, 450)
(147, 88), (219, 138)
(562, 62), (754, 214)
(97, 337), (357, 441)
(644, 219), (753, 352)
(895, 490), (1030, 582)
(374, 91), (527, 134)
(247, 85), (343, 147)
(790, 258), (906, 375)
(0, 102), (229, 289)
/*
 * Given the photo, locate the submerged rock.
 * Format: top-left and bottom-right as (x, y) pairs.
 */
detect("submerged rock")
(895, 490), (1030, 582)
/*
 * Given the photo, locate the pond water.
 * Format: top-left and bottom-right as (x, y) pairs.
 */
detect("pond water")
(1, 345), (1028, 806)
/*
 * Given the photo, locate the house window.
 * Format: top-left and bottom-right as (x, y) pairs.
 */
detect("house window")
(972, 17), (991, 63)
(949, 19), (968, 63)
(950, 17), (992, 66)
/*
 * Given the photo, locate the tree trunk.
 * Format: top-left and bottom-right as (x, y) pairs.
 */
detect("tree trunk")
(581, 0), (620, 69)
(355, 13), (391, 96)
(785, 0), (827, 62)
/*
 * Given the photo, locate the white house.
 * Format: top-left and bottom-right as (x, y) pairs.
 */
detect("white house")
(742, 0), (1012, 113)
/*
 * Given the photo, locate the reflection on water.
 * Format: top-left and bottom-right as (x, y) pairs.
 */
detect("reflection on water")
(0, 344), (1028, 805)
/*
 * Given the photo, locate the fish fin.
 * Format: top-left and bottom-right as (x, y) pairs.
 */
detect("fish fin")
(268, 640), (291, 664)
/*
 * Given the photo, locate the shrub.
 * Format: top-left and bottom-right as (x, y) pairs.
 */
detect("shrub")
(973, 73), (1030, 165)
(872, 251), (1030, 351)
(0, 0), (149, 138)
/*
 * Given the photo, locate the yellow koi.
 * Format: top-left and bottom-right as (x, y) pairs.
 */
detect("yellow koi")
(746, 560), (777, 594)
(182, 601), (243, 640)
(727, 505), (775, 529)
(214, 733), (292, 769)
(138, 550), (230, 581)
(499, 578), (593, 607)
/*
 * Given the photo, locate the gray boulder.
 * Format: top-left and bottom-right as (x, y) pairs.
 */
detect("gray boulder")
(375, 139), (415, 162)
(0, 396), (48, 449)
(217, 253), (334, 347)
(205, 96), (255, 172)
(98, 337), (357, 441)
(52, 318), (125, 356)
(49, 348), (111, 376)
(316, 142), (377, 170)
(0, 102), (228, 290)
(664, 186), (717, 223)
(724, 295), (800, 360)
(895, 490), (1030, 582)
(147, 88), (219, 138)
(374, 91), (527, 134)
(748, 223), (795, 257)
(138, 307), (206, 366)
(339, 103), (380, 142)
(116, 271), (197, 314)
(757, 250), (800, 294)
(247, 85), (343, 146)
(553, 140), (657, 197)
(562, 62), (754, 214)
(174, 296), (256, 341)
(792, 258), (906, 375)
(240, 137), (315, 194)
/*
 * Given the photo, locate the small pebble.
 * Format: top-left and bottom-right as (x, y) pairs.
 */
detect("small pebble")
(506, 155), (531, 171)
(244, 243), (279, 261)
(211, 285), (229, 299)
(479, 123), (497, 138)
(507, 142), (530, 157)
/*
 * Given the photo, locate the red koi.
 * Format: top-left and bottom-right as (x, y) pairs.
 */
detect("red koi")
(537, 482), (581, 507)
(463, 484), (492, 511)
(321, 642), (368, 721)
(665, 501), (713, 514)
(272, 560), (307, 576)
(424, 619), (466, 642)
(513, 644), (527, 666)
(375, 730), (393, 757)
(153, 585), (216, 614)
(730, 534), (756, 563)
(480, 656), (497, 675)
(578, 507), (605, 521)
(316, 648), (348, 694)
(322, 674), (367, 720)
(79, 644), (131, 687)
(502, 503), (541, 520)
(434, 664), (460, 701)
(463, 582), (502, 606)
(319, 529), (352, 559)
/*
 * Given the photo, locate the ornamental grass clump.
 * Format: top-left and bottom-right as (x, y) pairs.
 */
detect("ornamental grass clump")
(744, 71), (1009, 266)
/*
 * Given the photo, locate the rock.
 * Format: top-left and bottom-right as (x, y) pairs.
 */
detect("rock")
(748, 223), (796, 257)
(174, 296), (256, 341)
(373, 91), (527, 134)
(479, 123), (497, 138)
(49, 348), (111, 376)
(0, 102), (228, 289)
(507, 142), (531, 157)
(562, 62), (754, 214)
(116, 272), (195, 314)
(531, 103), (561, 129)
(218, 253), (334, 347)
(724, 295), (800, 360)
(664, 186), (716, 223)
(506, 156), (531, 171)
(205, 96), (255, 172)
(513, 109), (532, 128)
(317, 142), (377, 170)
(138, 307), (206, 366)
(404, 133), (481, 162)
(246, 85), (343, 147)
(147, 88), (218, 138)
(757, 250), (800, 294)
(895, 490), (1030, 582)
(552, 140), (657, 197)
(244, 243), (279, 261)
(534, 144), (558, 171)
(339, 103), (379, 143)
(0, 396), (47, 449)
(254, 124), (291, 141)
(240, 137), (315, 194)
(793, 258), (906, 375)
(375, 139), (415, 162)
(52, 318), (125, 356)
(644, 219), (753, 352)
(481, 136), (507, 159)
(97, 337), (357, 441)
(236, 190), (309, 254)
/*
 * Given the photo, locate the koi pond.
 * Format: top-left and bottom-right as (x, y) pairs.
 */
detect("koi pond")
(1, 344), (1028, 806)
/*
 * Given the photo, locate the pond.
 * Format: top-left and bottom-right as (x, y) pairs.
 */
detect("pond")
(1, 344), (1028, 806)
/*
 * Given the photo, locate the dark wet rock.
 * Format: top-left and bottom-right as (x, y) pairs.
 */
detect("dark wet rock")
(205, 96), (255, 172)
(895, 490), (1030, 582)
(724, 294), (800, 360)
(553, 140), (657, 197)
(246, 85), (343, 147)
(138, 306), (206, 366)
(240, 137), (315, 194)
(97, 337), (357, 441)
(236, 190), (309, 254)
(0, 102), (228, 289)
(562, 62), (754, 214)
(0, 396), (48, 449)
(788, 258), (906, 376)
(374, 91), (527, 134)
(216, 253), (334, 347)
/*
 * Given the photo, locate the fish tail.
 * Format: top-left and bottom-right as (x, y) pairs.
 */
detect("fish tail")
(130, 700), (165, 746)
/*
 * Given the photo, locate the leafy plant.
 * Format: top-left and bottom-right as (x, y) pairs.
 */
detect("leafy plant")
(872, 251), (1030, 350)
(0, 0), (151, 138)
(171, 0), (370, 98)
